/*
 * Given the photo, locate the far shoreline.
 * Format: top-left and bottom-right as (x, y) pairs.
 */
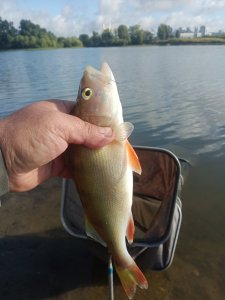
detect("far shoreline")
(1, 40), (225, 52)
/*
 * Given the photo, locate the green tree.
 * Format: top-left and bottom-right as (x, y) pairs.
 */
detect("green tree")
(143, 30), (153, 44)
(89, 31), (102, 47)
(101, 29), (114, 46)
(11, 35), (23, 48)
(29, 36), (38, 48)
(20, 20), (38, 36)
(79, 34), (90, 46)
(0, 18), (17, 35)
(157, 24), (173, 40)
(129, 25), (144, 45)
(116, 25), (130, 45)
(57, 37), (66, 47)
(0, 17), (17, 48)
(69, 37), (82, 47)
(38, 37), (48, 48)
(117, 24), (130, 42)
(18, 19), (57, 48)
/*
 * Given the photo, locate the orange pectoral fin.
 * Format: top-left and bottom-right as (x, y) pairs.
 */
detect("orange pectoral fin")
(126, 141), (142, 175)
(126, 212), (135, 244)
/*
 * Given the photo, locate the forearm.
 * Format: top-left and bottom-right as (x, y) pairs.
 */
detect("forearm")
(0, 119), (9, 196)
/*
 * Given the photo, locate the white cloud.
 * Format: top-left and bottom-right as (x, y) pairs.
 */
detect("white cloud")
(0, 1), (92, 36)
(99, 0), (123, 14)
(128, 0), (185, 12)
(96, 0), (225, 33)
(46, 4), (82, 36)
(128, 0), (225, 13)
(0, 0), (51, 31)
(0, 0), (225, 36)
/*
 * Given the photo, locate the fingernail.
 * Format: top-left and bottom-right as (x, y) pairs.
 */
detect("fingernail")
(99, 127), (113, 137)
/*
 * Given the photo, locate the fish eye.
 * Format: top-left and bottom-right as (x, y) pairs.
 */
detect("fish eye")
(82, 88), (93, 100)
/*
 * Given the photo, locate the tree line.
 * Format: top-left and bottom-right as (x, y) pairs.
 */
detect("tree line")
(79, 24), (156, 47)
(0, 18), (82, 49)
(0, 18), (157, 49)
(0, 17), (224, 50)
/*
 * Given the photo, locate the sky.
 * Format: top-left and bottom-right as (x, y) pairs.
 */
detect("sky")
(1, 0), (225, 37)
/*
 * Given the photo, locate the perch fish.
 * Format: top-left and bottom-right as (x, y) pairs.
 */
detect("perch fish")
(68, 62), (148, 299)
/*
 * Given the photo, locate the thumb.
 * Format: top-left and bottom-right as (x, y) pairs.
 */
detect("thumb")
(63, 115), (115, 148)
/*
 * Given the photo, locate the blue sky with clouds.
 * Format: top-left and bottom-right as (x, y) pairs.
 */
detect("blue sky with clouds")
(1, 0), (225, 36)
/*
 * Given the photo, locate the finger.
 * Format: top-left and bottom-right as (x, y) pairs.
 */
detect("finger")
(62, 115), (115, 148)
(81, 121), (114, 148)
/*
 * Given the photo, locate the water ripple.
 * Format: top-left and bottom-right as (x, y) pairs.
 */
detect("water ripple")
(1, 47), (225, 157)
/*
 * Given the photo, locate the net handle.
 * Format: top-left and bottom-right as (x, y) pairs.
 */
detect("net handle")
(108, 255), (114, 300)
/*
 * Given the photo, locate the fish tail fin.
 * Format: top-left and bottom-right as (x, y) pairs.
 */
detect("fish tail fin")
(115, 261), (148, 299)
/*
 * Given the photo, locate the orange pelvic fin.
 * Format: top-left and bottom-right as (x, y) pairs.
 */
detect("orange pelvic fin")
(126, 212), (135, 244)
(115, 261), (148, 299)
(126, 141), (142, 175)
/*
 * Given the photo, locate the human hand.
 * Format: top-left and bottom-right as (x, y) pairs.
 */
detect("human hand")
(0, 100), (114, 192)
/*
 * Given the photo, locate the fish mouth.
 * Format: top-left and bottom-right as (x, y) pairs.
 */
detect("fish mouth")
(85, 62), (116, 84)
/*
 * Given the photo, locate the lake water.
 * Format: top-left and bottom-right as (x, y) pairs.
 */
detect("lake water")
(0, 46), (225, 299)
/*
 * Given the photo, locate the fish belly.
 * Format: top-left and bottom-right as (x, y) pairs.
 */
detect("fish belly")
(69, 141), (132, 249)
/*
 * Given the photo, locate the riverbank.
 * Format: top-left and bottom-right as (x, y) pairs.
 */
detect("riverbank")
(1, 37), (225, 52)
(161, 37), (225, 45)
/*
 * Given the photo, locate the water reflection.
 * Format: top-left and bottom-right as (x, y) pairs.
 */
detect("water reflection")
(99, 47), (225, 157)
(1, 47), (225, 154)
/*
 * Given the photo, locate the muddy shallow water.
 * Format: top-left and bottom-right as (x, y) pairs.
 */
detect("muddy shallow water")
(0, 176), (224, 300)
